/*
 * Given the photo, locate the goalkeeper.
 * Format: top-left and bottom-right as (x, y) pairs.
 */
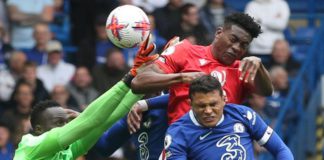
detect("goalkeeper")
(13, 37), (157, 160)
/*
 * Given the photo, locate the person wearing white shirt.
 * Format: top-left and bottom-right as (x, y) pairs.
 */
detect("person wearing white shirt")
(37, 40), (75, 92)
(245, 0), (290, 58)
(7, 0), (54, 49)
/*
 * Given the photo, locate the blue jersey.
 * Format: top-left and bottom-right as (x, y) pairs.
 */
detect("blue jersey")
(164, 104), (275, 160)
(89, 94), (169, 160)
(131, 109), (168, 160)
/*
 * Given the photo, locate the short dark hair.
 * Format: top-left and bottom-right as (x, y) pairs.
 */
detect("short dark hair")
(224, 13), (262, 38)
(180, 3), (196, 15)
(189, 75), (223, 99)
(30, 100), (60, 128)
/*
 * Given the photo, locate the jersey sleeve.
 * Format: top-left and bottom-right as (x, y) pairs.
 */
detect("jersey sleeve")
(154, 40), (189, 73)
(70, 90), (143, 158)
(241, 107), (273, 146)
(146, 94), (169, 110)
(164, 127), (187, 160)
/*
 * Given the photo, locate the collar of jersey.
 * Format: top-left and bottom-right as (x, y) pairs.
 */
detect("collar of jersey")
(189, 110), (224, 127)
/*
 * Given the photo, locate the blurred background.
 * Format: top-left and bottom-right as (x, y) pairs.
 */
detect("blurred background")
(0, 0), (323, 160)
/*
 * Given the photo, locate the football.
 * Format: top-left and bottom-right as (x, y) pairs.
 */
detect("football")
(106, 5), (151, 48)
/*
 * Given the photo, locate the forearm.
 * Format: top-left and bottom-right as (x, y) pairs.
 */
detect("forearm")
(132, 70), (183, 94)
(57, 81), (130, 148)
(9, 7), (52, 26)
(264, 132), (294, 160)
(92, 117), (131, 157)
(253, 64), (273, 96)
(74, 91), (143, 156)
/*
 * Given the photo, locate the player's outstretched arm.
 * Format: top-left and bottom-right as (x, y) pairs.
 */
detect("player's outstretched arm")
(70, 90), (143, 158)
(263, 131), (294, 160)
(132, 63), (204, 94)
(15, 80), (131, 159)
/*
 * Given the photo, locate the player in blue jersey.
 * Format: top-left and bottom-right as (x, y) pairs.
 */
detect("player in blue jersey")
(89, 94), (169, 160)
(163, 75), (293, 160)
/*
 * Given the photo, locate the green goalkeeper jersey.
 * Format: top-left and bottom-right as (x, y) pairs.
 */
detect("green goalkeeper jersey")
(14, 81), (142, 160)
(15, 132), (77, 159)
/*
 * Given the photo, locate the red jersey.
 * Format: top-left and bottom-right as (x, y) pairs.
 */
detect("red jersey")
(155, 40), (254, 124)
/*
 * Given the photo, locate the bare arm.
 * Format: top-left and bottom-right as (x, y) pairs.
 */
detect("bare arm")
(252, 63), (273, 96)
(240, 56), (273, 96)
(132, 63), (204, 94)
(8, 5), (53, 26)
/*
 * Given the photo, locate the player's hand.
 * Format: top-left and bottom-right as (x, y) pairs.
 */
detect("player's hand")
(130, 34), (158, 76)
(64, 109), (80, 122)
(239, 56), (261, 83)
(127, 102), (144, 134)
(180, 72), (206, 83)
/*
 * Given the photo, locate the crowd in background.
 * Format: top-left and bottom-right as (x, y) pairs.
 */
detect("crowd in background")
(0, 0), (302, 159)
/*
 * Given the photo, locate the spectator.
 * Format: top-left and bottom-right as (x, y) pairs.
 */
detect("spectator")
(0, 122), (14, 160)
(153, 0), (183, 39)
(133, 0), (168, 13)
(8, 50), (27, 80)
(264, 39), (301, 77)
(248, 93), (268, 121)
(0, 0), (10, 43)
(0, 70), (14, 110)
(67, 66), (98, 110)
(147, 13), (167, 52)
(23, 23), (53, 65)
(2, 82), (33, 146)
(167, 3), (208, 45)
(18, 61), (49, 103)
(7, 0), (54, 49)
(265, 66), (297, 140)
(92, 48), (129, 94)
(245, 0), (290, 60)
(51, 85), (79, 111)
(0, 20), (13, 69)
(200, 0), (236, 43)
(37, 40), (76, 92)
(265, 66), (289, 120)
(95, 15), (115, 64)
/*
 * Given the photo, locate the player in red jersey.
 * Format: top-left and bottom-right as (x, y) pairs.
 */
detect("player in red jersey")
(131, 13), (273, 125)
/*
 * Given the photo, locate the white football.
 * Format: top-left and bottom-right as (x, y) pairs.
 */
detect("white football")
(106, 5), (150, 48)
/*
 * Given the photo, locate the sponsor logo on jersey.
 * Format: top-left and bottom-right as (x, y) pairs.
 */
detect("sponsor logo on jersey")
(138, 132), (149, 160)
(210, 70), (226, 86)
(216, 134), (247, 160)
(199, 58), (207, 66)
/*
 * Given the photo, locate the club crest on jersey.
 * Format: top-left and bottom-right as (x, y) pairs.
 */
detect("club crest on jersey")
(210, 70), (226, 86)
(233, 123), (245, 133)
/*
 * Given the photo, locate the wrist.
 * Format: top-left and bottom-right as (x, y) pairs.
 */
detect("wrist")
(137, 100), (148, 111)
(122, 72), (134, 88)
